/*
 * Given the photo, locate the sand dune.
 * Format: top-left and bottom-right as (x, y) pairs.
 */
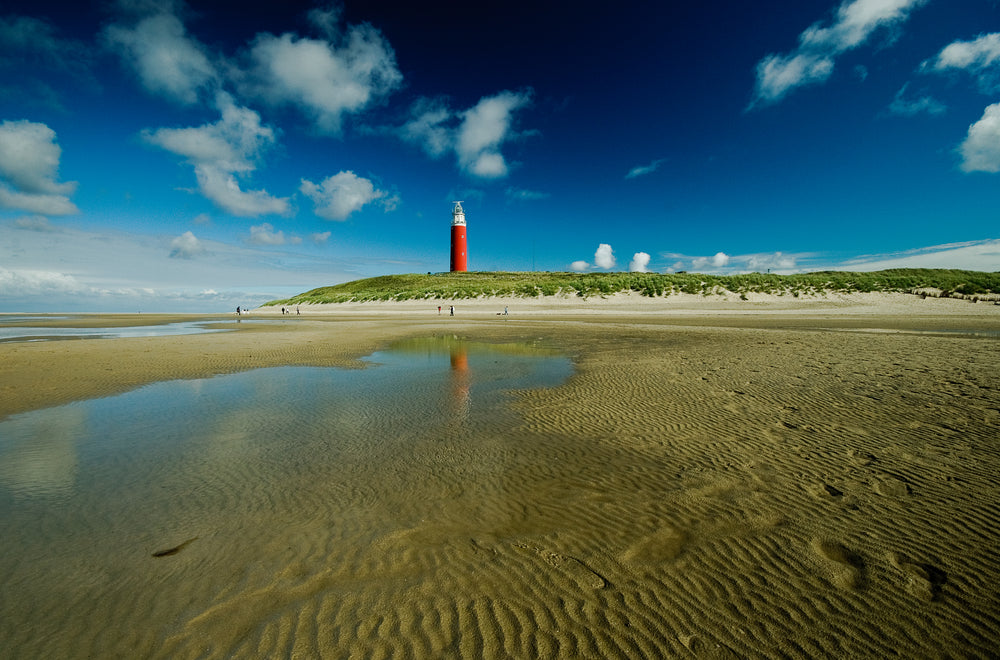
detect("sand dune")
(1, 295), (998, 657)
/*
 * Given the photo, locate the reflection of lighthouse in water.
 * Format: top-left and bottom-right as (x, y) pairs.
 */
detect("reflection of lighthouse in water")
(450, 201), (467, 272)
(449, 344), (471, 422)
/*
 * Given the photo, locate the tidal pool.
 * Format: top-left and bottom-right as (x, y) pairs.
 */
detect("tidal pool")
(0, 318), (233, 342)
(0, 337), (573, 657)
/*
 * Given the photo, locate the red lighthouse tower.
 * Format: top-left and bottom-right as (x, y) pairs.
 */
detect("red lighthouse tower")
(450, 201), (467, 272)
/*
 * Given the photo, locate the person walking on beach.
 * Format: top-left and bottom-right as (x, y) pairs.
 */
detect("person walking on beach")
(236, 306), (241, 316)
(450, 305), (454, 316)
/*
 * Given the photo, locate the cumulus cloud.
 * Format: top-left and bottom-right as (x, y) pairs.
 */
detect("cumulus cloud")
(0, 267), (85, 297)
(923, 33), (1000, 91)
(570, 260), (590, 272)
(400, 90), (532, 179)
(0, 119), (78, 215)
(169, 230), (205, 258)
(400, 97), (452, 157)
(746, 252), (798, 272)
(104, 7), (216, 105)
(750, 0), (927, 107)
(625, 158), (666, 179)
(691, 252), (731, 271)
(310, 231), (331, 244)
(886, 83), (946, 117)
(628, 252), (651, 272)
(457, 91), (531, 178)
(959, 103), (1000, 173)
(143, 93), (290, 216)
(237, 12), (401, 134)
(299, 170), (397, 220)
(594, 243), (616, 269)
(248, 222), (288, 245)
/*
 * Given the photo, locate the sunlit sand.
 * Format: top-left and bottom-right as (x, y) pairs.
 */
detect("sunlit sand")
(1, 293), (998, 657)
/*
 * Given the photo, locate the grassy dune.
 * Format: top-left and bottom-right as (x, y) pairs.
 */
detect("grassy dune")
(264, 269), (1000, 306)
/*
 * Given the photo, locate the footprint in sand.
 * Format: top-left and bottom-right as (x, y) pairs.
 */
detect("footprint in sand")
(511, 542), (607, 590)
(811, 538), (865, 590)
(874, 476), (911, 497)
(887, 552), (947, 602)
(621, 526), (688, 566)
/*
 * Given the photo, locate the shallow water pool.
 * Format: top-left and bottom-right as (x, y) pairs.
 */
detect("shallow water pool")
(0, 337), (573, 657)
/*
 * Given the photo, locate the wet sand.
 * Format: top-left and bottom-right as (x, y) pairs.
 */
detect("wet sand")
(1, 294), (999, 656)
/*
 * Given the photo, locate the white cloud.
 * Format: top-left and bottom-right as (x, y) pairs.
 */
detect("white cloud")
(594, 243), (616, 269)
(238, 16), (401, 134)
(310, 231), (331, 244)
(959, 103), (1000, 173)
(300, 171), (397, 221)
(746, 252), (797, 272)
(400, 98), (452, 157)
(0, 188), (78, 216)
(13, 215), (55, 231)
(922, 33), (1000, 96)
(839, 239), (1000, 271)
(104, 9), (216, 105)
(169, 230), (204, 259)
(753, 53), (834, 106)
(143, 93), (290, 216)
(886, 83), (946, 117)
(628, 252), (651, 272)
(570, 260), (590, 272)
(925, 33), (1000, 74)
(0, 267), (86, 297)
(400, 90), (532, 179)
(688, 251), (792, 273)
(751, 0), (927, 107)
(193, 165), (290, 217)
(505, 187), (549, 202)
(457, 91), (530, 178)
(248, 222), (288, 246)
(0, 221), (386, 312)
(625, 158), (666, 179)
(0, 120), (78, 216)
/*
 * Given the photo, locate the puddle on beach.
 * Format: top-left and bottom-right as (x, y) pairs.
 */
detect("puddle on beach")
(0, 319), (233, 342)
(0, 337), (573, 657)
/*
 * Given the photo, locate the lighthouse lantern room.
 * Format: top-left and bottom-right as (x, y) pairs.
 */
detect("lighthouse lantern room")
(450, 201), (467, 272)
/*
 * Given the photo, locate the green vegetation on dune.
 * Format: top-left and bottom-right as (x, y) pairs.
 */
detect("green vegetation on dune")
(264, 269), (1000, 306)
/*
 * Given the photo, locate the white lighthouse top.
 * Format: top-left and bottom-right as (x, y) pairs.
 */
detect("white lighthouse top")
(452, 201), (466, 226)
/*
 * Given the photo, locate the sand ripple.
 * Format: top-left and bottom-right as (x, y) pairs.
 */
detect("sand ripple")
(1, 324), (999, 657)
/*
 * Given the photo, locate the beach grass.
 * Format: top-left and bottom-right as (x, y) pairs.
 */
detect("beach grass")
(264, 268), (1000, 306)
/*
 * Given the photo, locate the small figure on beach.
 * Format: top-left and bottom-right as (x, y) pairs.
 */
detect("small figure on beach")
(438, 306), (442, 315)
(296, 306), (300, 315)
(236, 306), (241, 316)
(450, 305), (454, 316)
(504, 306), (508, 316)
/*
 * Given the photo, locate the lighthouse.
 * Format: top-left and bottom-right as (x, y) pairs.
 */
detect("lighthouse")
(450, 201), (467, 272)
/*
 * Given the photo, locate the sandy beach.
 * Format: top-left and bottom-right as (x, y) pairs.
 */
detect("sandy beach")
(1, 293), (999, 657)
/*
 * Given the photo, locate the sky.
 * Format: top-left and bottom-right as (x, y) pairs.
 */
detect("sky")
(2, 0), (999, 312)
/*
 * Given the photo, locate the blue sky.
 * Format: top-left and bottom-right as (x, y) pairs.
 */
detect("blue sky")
(2, 0), (999, 311)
